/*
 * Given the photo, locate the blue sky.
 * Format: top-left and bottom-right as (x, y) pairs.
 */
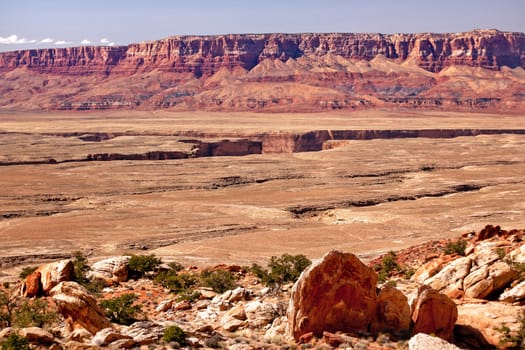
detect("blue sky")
(1, 0), (524, 51)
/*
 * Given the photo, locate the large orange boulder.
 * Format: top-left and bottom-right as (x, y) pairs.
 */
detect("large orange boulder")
(372, 285), (411, 335)
(287, 250), (378, 340)
(50, 281), (111, 335)
(411, 285), (458, 342)
(37, 259), (74, 294)
(21, 271), (42, 297)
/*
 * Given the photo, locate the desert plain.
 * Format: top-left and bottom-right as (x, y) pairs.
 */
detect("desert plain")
(1, 110), (525, 280)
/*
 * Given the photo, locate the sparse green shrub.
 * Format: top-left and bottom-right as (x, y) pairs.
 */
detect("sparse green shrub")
(155, 269), (197, 293)
(505, 255), (525, 282)
(83, 277), (106, 295)
(18, 266), (37, 280)
(251, 254), (311, 287)
(100, 293), (142, 325)
(0, 290), (58, 328)
(176, 289), (201, 302)
(402, 267), (416, 280)
(13, 298), (58, 328)
(72, 250), (90, 283)
(496, 247), (507, 259)
(444, 239), (467, 256)
(1, 333), (30, 350)
(496, 312), (525, 349)
(200, 269), (238, 293)
(163, 325), (187, 345)
(167, 261), (184, 273)
(374, 251), (400, 283)
(128, 254), (162, 279)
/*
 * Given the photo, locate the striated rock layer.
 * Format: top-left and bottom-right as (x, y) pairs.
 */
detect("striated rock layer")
(0, 30), (524, 112)
(1, 30), (524, 75)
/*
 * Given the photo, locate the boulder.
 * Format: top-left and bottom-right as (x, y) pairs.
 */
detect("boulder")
(155, 299), (173, 312)
(264, 316), (289, 343)
(411, 255), (454, 283)
(19, 327), (55, 344)
(245, 300), (280, 328)
(211, 287), (252, 311)
(50, 281), (111, 334)
(372, 285), (411, 334)
(411, 285), (457, 342)
(500, 280), (525, 302)
(220, 304), (247, 331)
(120, 321), (163, 345)
(408, 333), (462, 350)
(21, 271), (42, 297)
(464, 261), (517, 299)
(88, 256), (130, 284)
(456, 301), (524, 348)
(92, 327), (132, 347)
(288, 250), (378, 340)
(38, 259), (74, 294)
(424, 256), (472, 298)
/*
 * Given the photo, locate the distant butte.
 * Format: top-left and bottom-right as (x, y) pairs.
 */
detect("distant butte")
(0, 30), (524, 112)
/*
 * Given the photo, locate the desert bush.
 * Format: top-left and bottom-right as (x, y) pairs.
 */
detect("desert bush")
(497, 312), (525, 349)
(13, 298), (58, 328)
(0, 290), (58, 328)
(251, 253), (311, 287)
(155, 270), (197, 293)
(163, 325), (187, 345)
(128, 254), (162, 279)
(1, 333), (30, 350)
(374, 251), (400, 283)
(72, 250), (90, 283)
(100, 293), (142, 325)
(200, 269), (238, 293)
(18, 266), (37, 280)
(177, 289), (201, 302)
(443, 239), (467, 256)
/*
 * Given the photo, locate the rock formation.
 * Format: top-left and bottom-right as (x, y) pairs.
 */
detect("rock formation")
(0, 30), (524, 112)
(50, 281), (111, 334)
(87, 256), (130, 284)
(288, 250), (379, 339)
(410, 285), (458, 342)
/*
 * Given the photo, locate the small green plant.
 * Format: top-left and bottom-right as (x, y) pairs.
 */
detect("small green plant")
(13, 298), (58, 328)
(443, 239), (467, 256)
(177, 289), (201, 302)
(200, 269), (238, 293)
(163, 325), (187, 345)
(72, 250), (90, 283)
(1, 333), (30, 350)
(18, 266), (37, 280)
(100, 293), (142, 325)
(251, 254), (311, 287)
(0, 290), (58, 328)
(496, 247), (507, 259)
(374, 251), (400, 283)
(505, 256), (525, 282)
(496, 312), (525, 349)
(128, 254), (162, 279)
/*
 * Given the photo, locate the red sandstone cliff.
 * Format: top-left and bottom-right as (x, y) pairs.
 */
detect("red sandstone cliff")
(0, 30), (524, 112)
(1, 30), (523, 75)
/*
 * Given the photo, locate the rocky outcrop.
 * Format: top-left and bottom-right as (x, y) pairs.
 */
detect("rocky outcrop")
(372, 285), (411, 335)
(411, 285), (458, 342)
(88, 256), (130, 284)
(408, 333), (462, 350)
(1, 31), (523, 76)
(288, 250), (379, 339)
(50, 281), (111, 334)
(456, 301), (524, 348)
(21, 259), (73, 297)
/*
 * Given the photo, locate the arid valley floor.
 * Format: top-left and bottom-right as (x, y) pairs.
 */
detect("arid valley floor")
(1, 110), (525, 279)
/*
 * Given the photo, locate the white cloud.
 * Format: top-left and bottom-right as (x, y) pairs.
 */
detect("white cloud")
(54, 40), (72, 45)
(0, 34), (37, 44)
(100, 38), (110, 44)
(80, 39), (91, 45)
(40, 38), (54, 44)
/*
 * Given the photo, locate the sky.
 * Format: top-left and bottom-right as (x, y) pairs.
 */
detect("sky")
(1, 0), (524, 52)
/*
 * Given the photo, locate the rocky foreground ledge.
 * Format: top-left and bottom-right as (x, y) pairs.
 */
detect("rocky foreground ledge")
(1, 225), (524, 349)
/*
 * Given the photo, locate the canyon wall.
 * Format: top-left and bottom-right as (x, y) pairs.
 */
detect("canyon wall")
(1, 30), (524, 75)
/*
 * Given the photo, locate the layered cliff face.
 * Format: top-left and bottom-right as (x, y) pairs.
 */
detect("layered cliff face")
(0, 30), (524, 112)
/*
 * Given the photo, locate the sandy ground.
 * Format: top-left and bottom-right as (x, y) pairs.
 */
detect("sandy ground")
(1, 110), (525, 278)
